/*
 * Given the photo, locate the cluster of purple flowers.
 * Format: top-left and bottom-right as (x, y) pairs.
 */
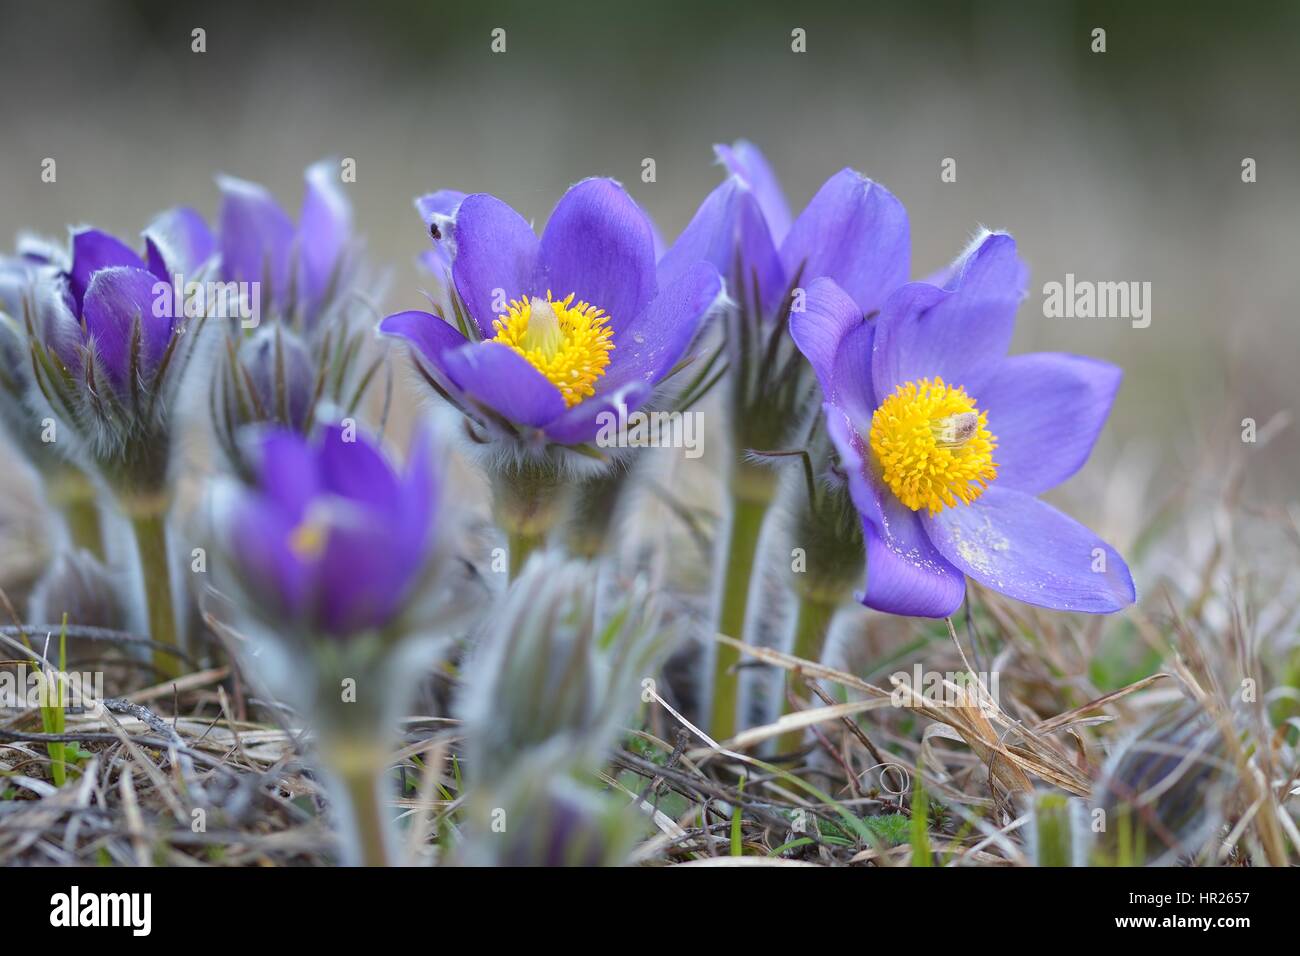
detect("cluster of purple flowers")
(0, 142), (1135, 864)
(0, 139), (1136, 668)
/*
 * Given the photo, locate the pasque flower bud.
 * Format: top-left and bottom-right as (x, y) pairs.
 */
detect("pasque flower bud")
(457, 555), (670, 788)
(27, 220), (214, 494)
(208, 159), (378, 477)
(1093, 701), (1228, 866)
(28, 548), (128, 632)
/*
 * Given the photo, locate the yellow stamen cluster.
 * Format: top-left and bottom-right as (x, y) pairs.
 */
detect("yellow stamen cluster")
(289, 515), (329, 560)
(489, 292), (614, 408)
(869, 377), (998, 515)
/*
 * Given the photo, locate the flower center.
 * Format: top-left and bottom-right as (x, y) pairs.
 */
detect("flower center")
(489, 292), (614, 408)
(288, 508), (330, 560)
(869, 377), (998, 515)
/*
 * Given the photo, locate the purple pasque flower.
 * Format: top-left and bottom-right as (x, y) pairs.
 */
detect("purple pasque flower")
(413, 189), (466, 280)
(791, 230), (1135, 617)
(212, 160), (377, 478)
(0, 241), (66, 459)
(212, 323), (321, 477)
(222, 423), (437, 638)
(50, 214), (213, 389)
(415, 187), (669, 283)
(658, 141), (910, 452)
(379, 178), (723, 449)
(659, 140), (910, 325)
(27, 212), (215, 488)
(216, 157), (355, 327)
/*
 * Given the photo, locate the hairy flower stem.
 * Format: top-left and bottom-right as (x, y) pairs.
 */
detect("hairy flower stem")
(773, 461), (863, 752)
(49, 466), (104, 560)
(776, 593), (839, 755)
(324, 740), (394, 867)
(564, 468), (630, 560)
(490, 462), (567, 583)
(345, 772), (391, 867)
(507, 529), (546, 580)
(127, 502), (180, 680)
(709, 464), (776, 741)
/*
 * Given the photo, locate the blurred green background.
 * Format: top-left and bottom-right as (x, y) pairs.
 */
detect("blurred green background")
(2, 0), (1297, 533)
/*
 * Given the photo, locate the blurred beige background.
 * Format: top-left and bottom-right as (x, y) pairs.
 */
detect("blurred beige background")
(2, 0), (1297, 544)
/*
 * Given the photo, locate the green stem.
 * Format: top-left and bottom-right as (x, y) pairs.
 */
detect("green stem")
(128, 504), (181, 680)
(508, 529), (545, 580)
(490, 462), (565, 583)
(337, 765), (393, 867)
(563, 468), (628, 560)
(709, 470), (775, 741)
(777, 594), (838, 755)
(49, 466), (104, 560)
(63, 495), (104, 559)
